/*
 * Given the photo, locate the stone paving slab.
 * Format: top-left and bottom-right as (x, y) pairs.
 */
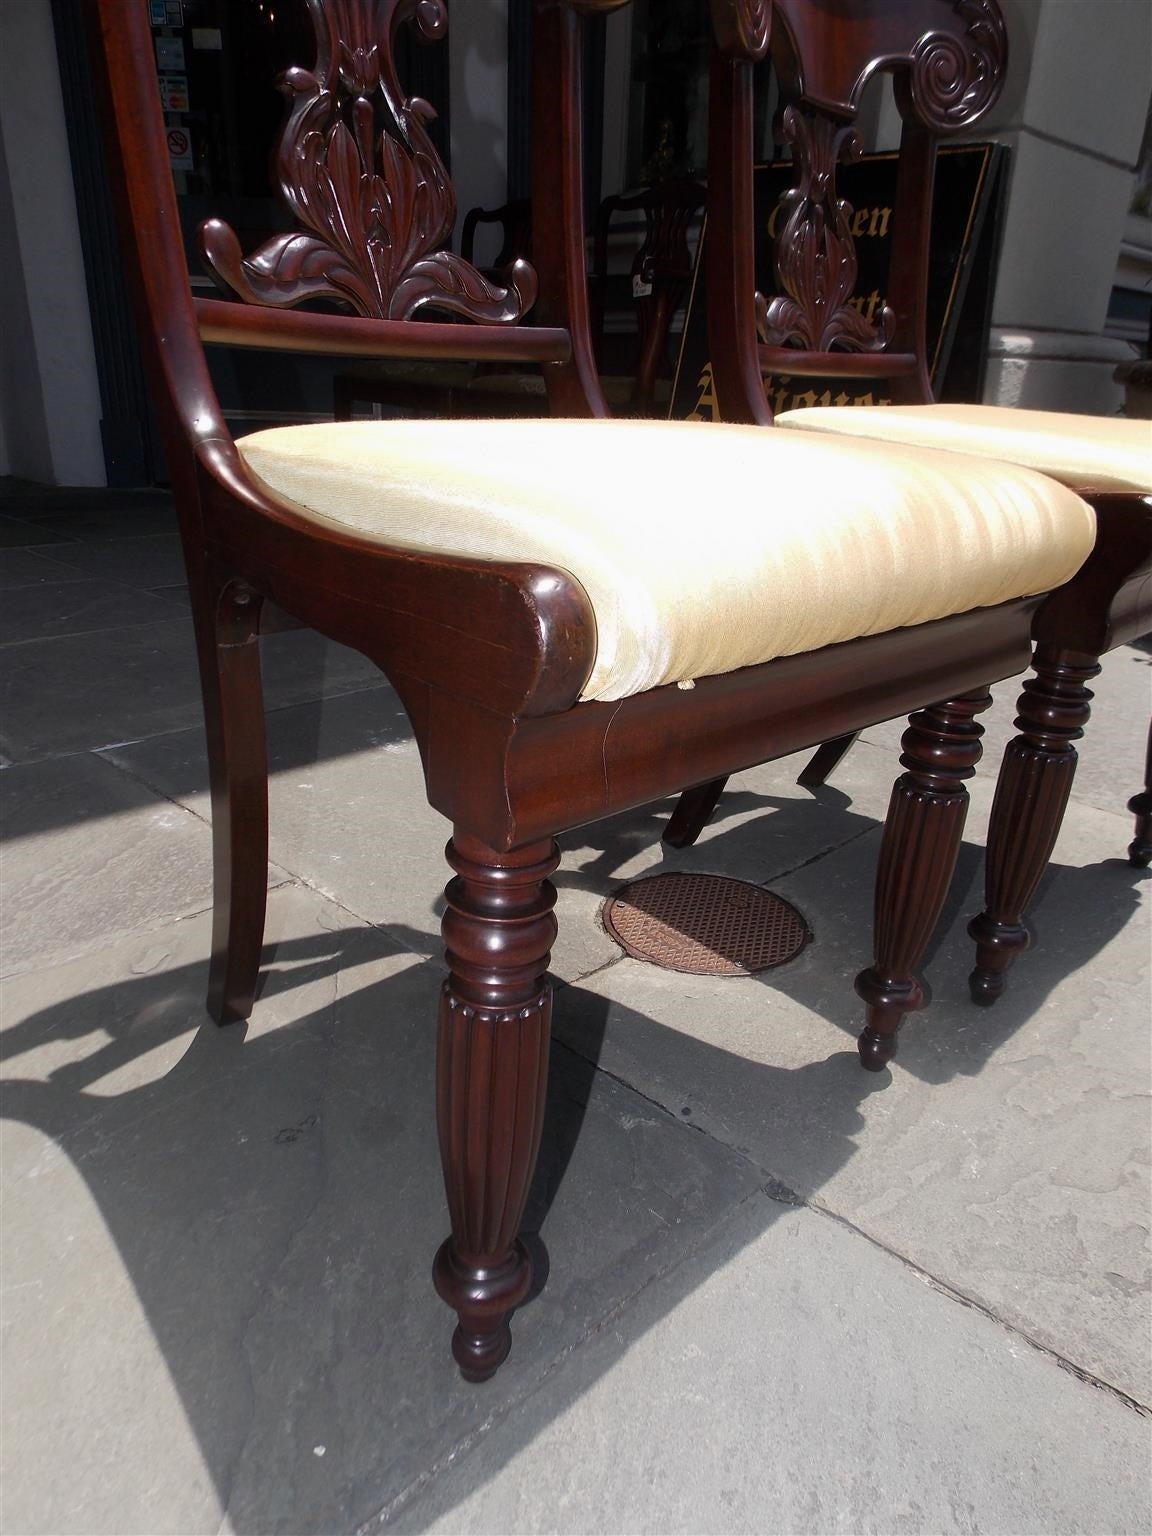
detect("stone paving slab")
(390, 1194), (1152, 1536)
(1, 885), (766, 1535)
(0, 548), (91, 588)
(107, 688), (632, 983)
(1, 751), (261, 976)
(29, 532), (189, 591)
(0, 620), (381, 762)
(0, 577), (181, 646)
(553, 791), (1152, 1405)
(1, 502), (179, 542)
(0, 515), (72, 547)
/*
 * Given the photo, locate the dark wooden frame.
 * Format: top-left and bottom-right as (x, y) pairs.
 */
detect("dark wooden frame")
(92, 0), (1074, 1379)
(676, 0), (1152, 1005)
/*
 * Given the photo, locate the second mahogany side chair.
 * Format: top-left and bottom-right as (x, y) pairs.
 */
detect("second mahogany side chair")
(681, 0), (1152, 1008)
(92, 0), (1096, 1379)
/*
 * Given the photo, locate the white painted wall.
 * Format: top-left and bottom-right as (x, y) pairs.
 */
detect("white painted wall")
(981, 0), (1152, 412)
(871, 0), (1150, 413)
(0, 0), (105, 485)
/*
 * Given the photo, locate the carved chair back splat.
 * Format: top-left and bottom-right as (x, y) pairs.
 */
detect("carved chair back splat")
(704, 0), (1007, 424)
(90, 0), (1098, 1381)
(695, 0), (1152, 1012)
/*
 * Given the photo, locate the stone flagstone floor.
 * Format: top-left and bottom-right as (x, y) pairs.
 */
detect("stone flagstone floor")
(1, 478), (1149, 1535)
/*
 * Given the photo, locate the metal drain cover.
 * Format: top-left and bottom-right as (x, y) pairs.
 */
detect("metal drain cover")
(601, 871), (811, 976)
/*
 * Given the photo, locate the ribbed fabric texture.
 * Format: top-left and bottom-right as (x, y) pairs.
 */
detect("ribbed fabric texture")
(237, 418), (1096, 702)
(777, 403), (1152, 494)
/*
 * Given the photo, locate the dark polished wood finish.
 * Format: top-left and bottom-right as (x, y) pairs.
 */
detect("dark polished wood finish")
(967, 655), (1097, 1004)
(693, 0), (1152, 1007)
(433, 834), (557, 1380)
(666, 0), (1010, 839)
(91, 0), (1076, 1376)
(199, 0), (536, 324)
(857, 688), (991, 1068)
(204, 575), (269, 1024)
(968, 496), (1152, 994)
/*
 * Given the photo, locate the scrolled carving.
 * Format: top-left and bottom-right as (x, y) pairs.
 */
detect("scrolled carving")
(711, 0), (771, 60)
(759, 106), (895, 354)
(907, 0), (1007, 129)
(198, 0), (536, 323)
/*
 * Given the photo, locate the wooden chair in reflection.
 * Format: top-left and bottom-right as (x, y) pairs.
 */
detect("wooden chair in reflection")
(591, 178), (706, 413)
(331, 198), (536, 421)
(674, 0), (1152, 1004)
(92, 0), (1096, 1378)
(332, 183), (702, 420)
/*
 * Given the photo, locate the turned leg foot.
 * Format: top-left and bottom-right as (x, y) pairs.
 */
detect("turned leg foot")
(198, 579), (268, 1025)
(797, 732), (859, 788)
(1127, 720), (1152, 868)
(434, 834), (559, 1380)
(855, 690), (992, 1068)
(664, 776), (728, 848)
(966, 651), (1096, 1005)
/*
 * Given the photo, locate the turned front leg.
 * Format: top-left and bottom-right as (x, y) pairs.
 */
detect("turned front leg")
(967, 650), (1097, 1004)
(433, 833), (559, 1382)
(855, 690), (992, 1070)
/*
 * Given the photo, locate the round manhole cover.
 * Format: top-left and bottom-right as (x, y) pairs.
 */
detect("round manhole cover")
(601, 872), (811, 976)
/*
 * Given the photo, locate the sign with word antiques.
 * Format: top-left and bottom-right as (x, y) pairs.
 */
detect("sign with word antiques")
(669, 143), (1008, 421)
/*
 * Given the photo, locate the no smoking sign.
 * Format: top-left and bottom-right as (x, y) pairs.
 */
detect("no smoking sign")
(166, 126), (193, 170)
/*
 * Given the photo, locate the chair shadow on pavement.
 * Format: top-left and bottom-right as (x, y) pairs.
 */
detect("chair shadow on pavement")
(0, 907), (886, 1535)
(2, 796), (1147, 1533)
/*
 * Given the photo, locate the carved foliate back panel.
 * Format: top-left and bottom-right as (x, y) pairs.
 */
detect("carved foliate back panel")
(199, 0), (536, 322)
(757, 0), (1007, 353)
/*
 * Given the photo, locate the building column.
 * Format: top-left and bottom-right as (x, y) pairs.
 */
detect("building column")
(981, 0), (1151, 414)
(0, 0), (104, 485)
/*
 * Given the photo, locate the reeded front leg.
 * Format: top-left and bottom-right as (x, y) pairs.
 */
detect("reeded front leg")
(1128, 720), (1152, 868)
(200, 579), (269, 1025)
(855, 690), (992, 1070)
(433, 833), (559, 1381)
(967, 651), (1097, 1004)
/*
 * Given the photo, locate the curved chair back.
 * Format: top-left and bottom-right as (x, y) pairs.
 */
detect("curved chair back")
(90, 0), (626, 478)
(707, 0), (1008, 422)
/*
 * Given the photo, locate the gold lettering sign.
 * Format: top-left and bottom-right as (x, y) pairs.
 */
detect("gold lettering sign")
(768, 379), (891, 413)
(688, 362), (719, 422)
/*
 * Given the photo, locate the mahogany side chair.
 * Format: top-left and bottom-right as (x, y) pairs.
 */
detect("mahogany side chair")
(680, 0), (1152, 1008)
(91, 0), (1096, 1379)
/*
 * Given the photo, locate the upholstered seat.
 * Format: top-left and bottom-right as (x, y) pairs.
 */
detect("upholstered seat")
(237, 417), (1095, 703)
(775, 404), (1152, 495)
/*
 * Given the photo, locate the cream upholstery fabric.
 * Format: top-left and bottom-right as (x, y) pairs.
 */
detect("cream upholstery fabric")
(237, 418), (1095, 703)
(776, 403), (1152, 494)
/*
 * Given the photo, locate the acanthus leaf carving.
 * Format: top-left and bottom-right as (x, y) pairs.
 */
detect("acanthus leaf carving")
(759, 106), (895, 354)
(197, 0), (535, 324)
(907, 0), (1007, 130)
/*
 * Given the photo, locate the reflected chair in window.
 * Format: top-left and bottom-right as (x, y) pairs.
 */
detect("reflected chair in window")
(331, 199), (536, 421)
(592, 178), (706, 413)
(92, 0), (1096, 1378)
(679, 0), (1152, 1006)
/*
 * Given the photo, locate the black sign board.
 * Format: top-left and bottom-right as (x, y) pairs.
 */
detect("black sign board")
(669, 142), (1009, 420)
